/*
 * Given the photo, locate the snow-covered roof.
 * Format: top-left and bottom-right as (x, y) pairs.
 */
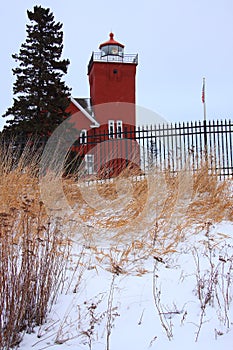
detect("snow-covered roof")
(70, 96), (99, 128)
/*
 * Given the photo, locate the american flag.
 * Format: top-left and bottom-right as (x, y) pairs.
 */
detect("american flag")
(202, 78), (205, 103)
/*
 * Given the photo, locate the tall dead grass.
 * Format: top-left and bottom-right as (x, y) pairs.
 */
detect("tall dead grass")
(0, 143), (71, 349)
(64, 162), (233, 272)
(0, 139), (232, 348)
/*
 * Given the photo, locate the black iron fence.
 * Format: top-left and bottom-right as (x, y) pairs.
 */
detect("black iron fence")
(2, 119), (233, 179)
(136, 119), (233, 179)
(73, 119), (233, 179)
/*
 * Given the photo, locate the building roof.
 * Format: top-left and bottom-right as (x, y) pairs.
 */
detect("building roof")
(70, 96), (99, 128)
(74, 98), (93, 116)
(99, 32), (124, 49)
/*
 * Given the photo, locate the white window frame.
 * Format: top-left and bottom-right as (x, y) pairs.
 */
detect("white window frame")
(116, 120), (123, 138)
(80, 129), (87, 144)
(108, 120), (115, 139)
(85, 154), (95, 175)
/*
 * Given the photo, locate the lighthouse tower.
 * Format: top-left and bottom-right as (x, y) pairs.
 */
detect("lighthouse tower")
(87, 33), (138, 130)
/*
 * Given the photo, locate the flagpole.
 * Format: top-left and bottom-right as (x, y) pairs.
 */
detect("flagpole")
(202, 77), (207, 121)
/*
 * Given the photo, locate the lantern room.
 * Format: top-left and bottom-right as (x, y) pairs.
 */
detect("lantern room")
(99, 32), (124, 57)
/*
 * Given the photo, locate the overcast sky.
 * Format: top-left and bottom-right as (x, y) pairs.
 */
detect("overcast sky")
(1, 0), (233, 129)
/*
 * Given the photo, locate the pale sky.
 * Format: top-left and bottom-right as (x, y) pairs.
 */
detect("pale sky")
(1, 0), (233, 130)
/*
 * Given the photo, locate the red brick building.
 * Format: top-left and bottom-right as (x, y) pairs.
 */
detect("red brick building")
(66, 33), (139, 177)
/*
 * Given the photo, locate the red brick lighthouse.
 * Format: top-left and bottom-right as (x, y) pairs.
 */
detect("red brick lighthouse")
(88, 33), (137, 104)
(87, 32), (138, 133)
(67, 33), (139, 177)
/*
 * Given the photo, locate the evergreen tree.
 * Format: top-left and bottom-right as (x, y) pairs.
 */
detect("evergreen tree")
(3, 5), (71, 138)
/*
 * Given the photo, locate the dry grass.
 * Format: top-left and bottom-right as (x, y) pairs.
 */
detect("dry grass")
(64, 163), (232, 268)
(57, 163), (233, 347)
(189, 166), (233, 223)
(0, 143), (71, 349)
(0, 140), (232, 348)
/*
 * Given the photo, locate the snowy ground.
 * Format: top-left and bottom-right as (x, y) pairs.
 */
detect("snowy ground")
(19, 221), (233, 350)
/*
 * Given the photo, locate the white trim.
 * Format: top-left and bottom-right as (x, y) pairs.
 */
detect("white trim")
(80, 129), (87, 144)
(108, 120), (115, 139)
(116, 120), (123, 138)
(70, 96), (100, 128)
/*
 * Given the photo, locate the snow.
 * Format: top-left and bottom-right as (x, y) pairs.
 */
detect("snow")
(19, 221), (233, 349)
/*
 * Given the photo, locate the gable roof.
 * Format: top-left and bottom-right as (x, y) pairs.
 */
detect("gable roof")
(74, 98), (93, 116)
(70, 96), (100, 128)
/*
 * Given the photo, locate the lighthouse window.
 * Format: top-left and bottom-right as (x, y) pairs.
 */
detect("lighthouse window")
(85, 154), (94, 175)
(109, 45), (119, 55)
(101, 46), (108, 56)
(108, 120), (115, 139)
(80, 129), (87, 144)
(117, 120), (123, 138)
(118, 46), (124, 56)
(113, 69), (118, 74)
(101, 45), (124, 57)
